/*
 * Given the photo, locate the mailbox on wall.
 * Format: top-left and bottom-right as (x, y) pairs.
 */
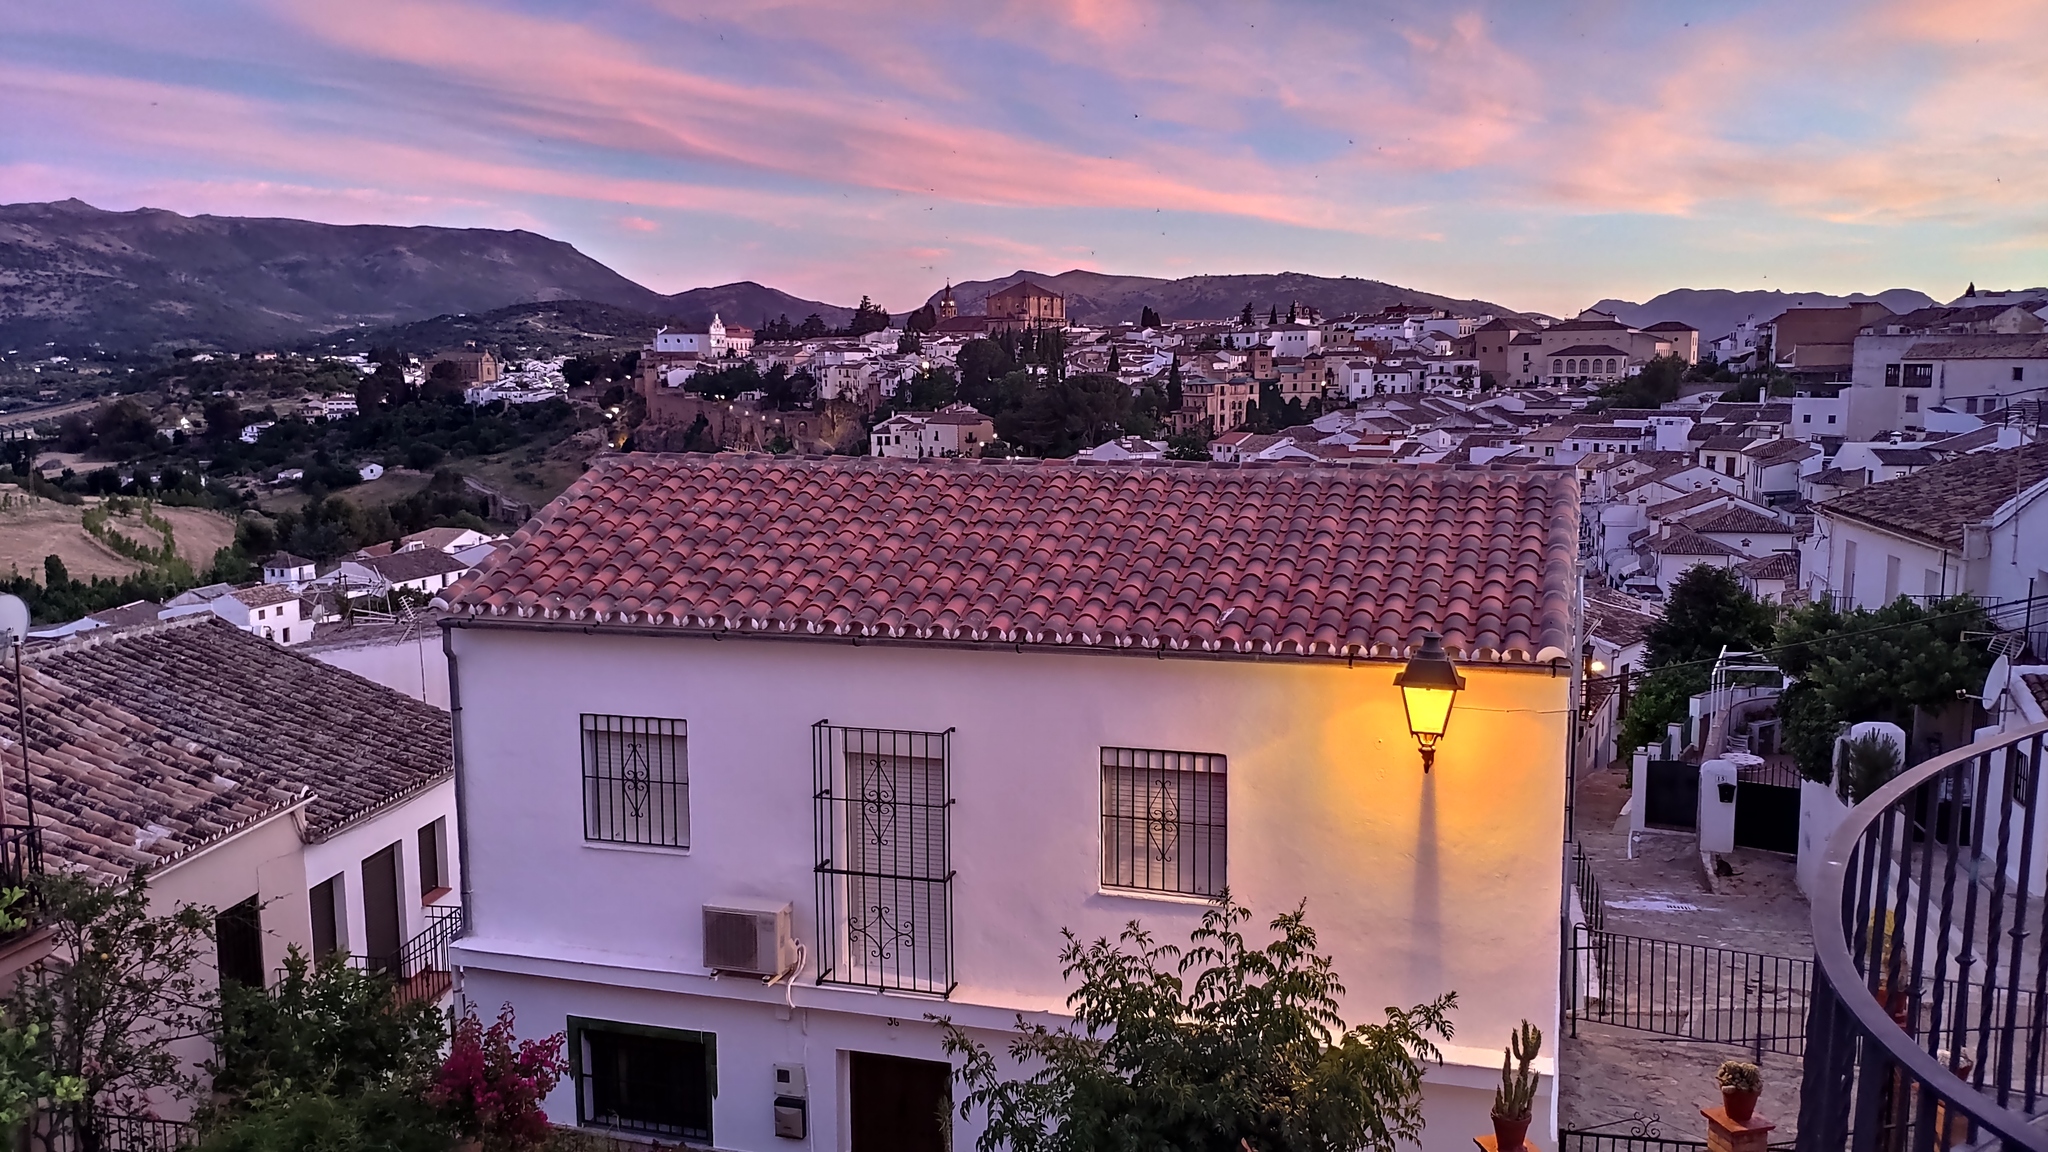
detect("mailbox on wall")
(773, 1063), (807, 1139)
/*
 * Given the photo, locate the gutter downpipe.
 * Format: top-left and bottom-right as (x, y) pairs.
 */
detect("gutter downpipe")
(442, 622), (474, 944)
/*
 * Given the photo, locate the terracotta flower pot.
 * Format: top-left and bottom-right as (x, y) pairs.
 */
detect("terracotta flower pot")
(1493, 1113), (1533, 1152)
(1722, 1087), (1759, 1123)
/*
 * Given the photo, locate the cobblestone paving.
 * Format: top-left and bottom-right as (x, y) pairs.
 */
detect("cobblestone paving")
(1561, 763), (1811, 1140)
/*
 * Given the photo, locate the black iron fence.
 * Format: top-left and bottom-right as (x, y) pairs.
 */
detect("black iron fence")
(347, 905), (463, 1006)
(1800, 721), (2048, 1152)
(1573, 842), (1606, 934)
(1561, 1114), (1795, 1152)
(1568, 924), (1812, 1056)
(39, 1112), (197, 1152)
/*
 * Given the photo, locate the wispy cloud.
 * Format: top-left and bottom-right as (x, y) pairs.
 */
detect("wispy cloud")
(1, 0), (2043, 312)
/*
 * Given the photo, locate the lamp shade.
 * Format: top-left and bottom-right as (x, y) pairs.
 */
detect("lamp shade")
(1394, 633), (1465, 768)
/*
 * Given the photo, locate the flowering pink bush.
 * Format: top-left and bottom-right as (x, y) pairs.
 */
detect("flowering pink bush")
(429, 1004), (569, 1150)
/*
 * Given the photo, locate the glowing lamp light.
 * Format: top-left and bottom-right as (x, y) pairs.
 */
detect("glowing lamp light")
(1395, 632), (1465, 772)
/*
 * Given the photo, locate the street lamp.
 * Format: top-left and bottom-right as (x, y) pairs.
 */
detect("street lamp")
(1395, 633), (1464, 772)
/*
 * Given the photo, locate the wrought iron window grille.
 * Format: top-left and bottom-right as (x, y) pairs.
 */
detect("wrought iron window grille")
(582, 715), (689, 848)
(813, 722), (955, 996)
(1100, 747), (1227, 897)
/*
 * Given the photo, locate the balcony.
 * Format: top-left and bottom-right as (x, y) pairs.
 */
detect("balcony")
(1801, 720), (2048, 1152)
(348, 905), (464, 1007)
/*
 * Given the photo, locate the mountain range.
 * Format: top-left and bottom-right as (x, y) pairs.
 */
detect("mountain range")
(925, 269), (1515, 326)
(1589, 288), (1944, 341)
(0, 200), (852, 352)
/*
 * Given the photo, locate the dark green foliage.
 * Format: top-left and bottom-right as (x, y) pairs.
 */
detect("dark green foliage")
(904, 304), (938, 334)
(1773, 596), (1993, 781)
(1167, 430), (1210, 460)
(197, 1087), (452, 1152)
(687, 362), (763, 401)
(894, 367), (959, 412)
(265, 471), (493, 562)
(846, 295), (892, 336)
(1836, 729), (1903, 804)
(1779, 680), (1841, 784)
(211, 950), (446, 1107)
(1646, 567), (1776, 666)
(996, 373), (1134, 458)
(1140, 306), (1163, 330)
(1618, 665), (1708, 755)
(15, 871), (218, 1139)
(1598, 354), (1688, 409)
(936, 895), (1454, 1152)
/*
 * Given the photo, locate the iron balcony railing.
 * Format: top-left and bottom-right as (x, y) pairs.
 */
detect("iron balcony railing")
(1801, 720), (2048, 1152)
(348, 905), (464, 1006)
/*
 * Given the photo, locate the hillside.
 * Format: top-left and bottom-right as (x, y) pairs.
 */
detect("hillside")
(0, 200), (859, 353)
(1591, 288), (1941, 339)
(925, 269), (1518, 325)
(309, 300), (672, 357)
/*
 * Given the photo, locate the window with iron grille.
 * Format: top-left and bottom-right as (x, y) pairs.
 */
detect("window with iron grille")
(813, 723), (954, 995)
(582, 715), (689, 848)
(1100, 747), (1227, 897)
(570, 1017), (714, 1143)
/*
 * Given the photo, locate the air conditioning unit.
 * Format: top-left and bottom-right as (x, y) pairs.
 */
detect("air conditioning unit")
(703, 899), (797, 977)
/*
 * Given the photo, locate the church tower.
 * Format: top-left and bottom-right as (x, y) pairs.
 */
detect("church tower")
(937, 282), (958, 321)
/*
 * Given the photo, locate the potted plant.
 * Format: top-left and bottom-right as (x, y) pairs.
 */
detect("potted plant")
(1492, 1020), (1542, 1152)
(1717, 1060), (1762, 1123)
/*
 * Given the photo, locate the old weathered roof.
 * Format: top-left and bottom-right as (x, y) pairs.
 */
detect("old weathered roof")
(1584, 585), (1661, 649)
(1683, 507), (1788, 536)
(450, 454), (1581, 664)
(356, 549), (472, 583)
(1738, 552), (1800, 581)
(1819, 443), (2048, 548)
(1, 617), (451, 878)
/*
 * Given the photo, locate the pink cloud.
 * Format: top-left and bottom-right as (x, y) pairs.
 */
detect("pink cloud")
(615, 215), (660, 232)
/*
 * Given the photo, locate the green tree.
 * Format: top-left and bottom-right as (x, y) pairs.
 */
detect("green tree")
(797, 314), (830, 339)
(1773, 596), (1993, 781)
(895, 367), (959, 412)
(999, 373), (1133, 457)
(0, 890), (81, 1143)
(846, 295), (891, 336)
(1106, 344), (1121, 375)
(1618, 567), (1775, 755)
(1140, 306), (1163, 330)
(1646, 566), (1776, 666)
(936, 896), (1455, 1152)
(1166, 357), (1183, 412)
(211, 950), (447, 1109)
(1240, 301), (1255, 326)
(1599, 354), (1688, 409)
(17, 871), (217, 1152)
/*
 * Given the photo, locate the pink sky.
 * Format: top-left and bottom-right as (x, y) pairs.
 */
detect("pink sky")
(5, 0), (2045, 314)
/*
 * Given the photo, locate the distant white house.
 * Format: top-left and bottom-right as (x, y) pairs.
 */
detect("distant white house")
(262, 552), (318, 591)
(869, 406), (997, 458)
(161, 582), (311, 645)
(653, 316), (732, 358)
(330, 549), (475, 599)
(240, 421), (275, 444)
(1075, 436), (1167, 462)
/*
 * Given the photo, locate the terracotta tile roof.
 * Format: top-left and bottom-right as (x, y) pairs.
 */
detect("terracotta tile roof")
(1819, 443), (2048, 548)
(1646, 488), (1739, 520)
(229, 583), (299, 608)
(451, 454), (1581, 664)
(2, 617), (451, 878)
(1738, 552), (1800, 581)
(1656, 526), (1744, 558)
(1742, 438), (1820, 464)
(1682, 507), (1788, 536)
(357, 549), (472, 583)
(1584, 585), (1660, 649)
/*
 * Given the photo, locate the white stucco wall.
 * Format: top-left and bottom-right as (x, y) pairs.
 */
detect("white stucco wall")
(305, 632), (452, 709)
(449, 625), (1568, 1152)
(304, 782), (460, 960)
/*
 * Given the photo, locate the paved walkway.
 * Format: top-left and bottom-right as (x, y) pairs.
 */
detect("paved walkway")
(1560, 762), (1811, 1140)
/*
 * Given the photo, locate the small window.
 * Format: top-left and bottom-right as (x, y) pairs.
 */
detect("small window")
(310, 875), (342, 963)
(1100, 747), (1227, 896)
(216, 895), (264, 988)
(2015, 366), (2026, 382)
(582, 715), (689, 848)
(1906, 395), (1919, 413)
(1828, 414), (1838, 424)
(418, 818), (449, 897)
(1885, 363), (1901, 387)
(572, 1019), (714, 1142)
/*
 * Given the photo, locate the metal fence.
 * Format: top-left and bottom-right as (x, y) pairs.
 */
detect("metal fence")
(1560, 1114), (1795, 1152)
(1573, 842), (1606, 934)
(346, 905), (464, 1006)
(1568, 924), (1813, 1056)
(38, 1112), (197, 1152)
(1800, 721), (2048, 1152)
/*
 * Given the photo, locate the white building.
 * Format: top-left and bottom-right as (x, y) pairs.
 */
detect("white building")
(161, 582), (311, 645)
(1074, 436), (1167, 462)
(868, 407), (997, 459)
(262, 551), (317, 590)
(654, 316), (734, 358)
(1805, 442), (2048, 608)
(442, 455), (1577, 1152)
(331, 549), (475, 599)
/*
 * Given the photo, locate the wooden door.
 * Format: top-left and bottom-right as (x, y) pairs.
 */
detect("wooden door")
(361, 843), (401, 972)
(849, 1052), (949, 1152)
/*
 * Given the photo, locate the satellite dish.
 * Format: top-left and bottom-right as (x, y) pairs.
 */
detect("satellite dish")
(1985, 654), (2012, 711)
(0, 595), (26, 649)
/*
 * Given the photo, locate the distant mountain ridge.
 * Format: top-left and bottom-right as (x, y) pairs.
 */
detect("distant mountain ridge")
(1591, 288), (1942, 340)
(0, 200), (853, 351)
(928, 269), (1517, 326)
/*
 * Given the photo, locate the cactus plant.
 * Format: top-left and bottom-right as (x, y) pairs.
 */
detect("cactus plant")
(1492, 1019), (1542, 1121)
(1716, 1060), (1761, 1093)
